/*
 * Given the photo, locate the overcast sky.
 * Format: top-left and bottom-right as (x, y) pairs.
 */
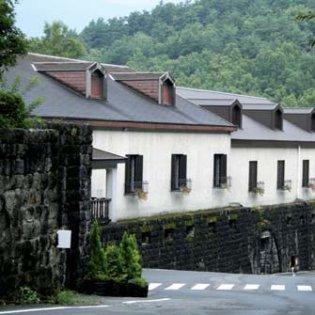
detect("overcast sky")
(15, 0), (183, 38)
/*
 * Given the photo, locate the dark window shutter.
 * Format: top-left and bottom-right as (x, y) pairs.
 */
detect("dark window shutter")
(125, 155), (132, 193)
(277, 161), (285, 189)
(302, 160), (309, 187)
(220, 154), (227, 184)
(249, 161), (257, 191)
(134, 155), (143, 189)
(179, 155), (187, 187)
(213, 155), (219, 187)
(171, 154), (177, 191)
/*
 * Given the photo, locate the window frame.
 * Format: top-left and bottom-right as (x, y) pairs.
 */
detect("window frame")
(213, 154), (227, 188)
(171, 154), (187, 191)
(277, 160), (285, 190)
(302, 159), (309, 188)
(125, 154), (143, 194)
(248, 161), (258, 192)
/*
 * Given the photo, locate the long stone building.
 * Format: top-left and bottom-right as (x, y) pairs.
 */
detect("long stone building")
(5, 53), (315, 222)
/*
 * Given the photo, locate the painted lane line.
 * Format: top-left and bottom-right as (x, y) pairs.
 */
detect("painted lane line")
(217, 284), (234, 291)
(164, 283), (186, 290)
(271, 285), (285, 291)
(244, 284), (260, 291)
(0, 305), (109, 314)
(297, 285), (312, 292)
(149, 283), (162, 291)
(191, 283), (210, 290)
(123, 298), (171, 304)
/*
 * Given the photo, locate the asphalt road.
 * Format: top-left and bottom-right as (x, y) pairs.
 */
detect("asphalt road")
(1, 269), (315, 315)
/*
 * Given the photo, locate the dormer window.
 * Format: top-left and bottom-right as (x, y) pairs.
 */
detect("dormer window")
(312, 113), (315, 132)
(232, 104), (242, 128)
(274, 108), (283, 130)
(160, 78), (175, 106)
(91, 70), (104, 100)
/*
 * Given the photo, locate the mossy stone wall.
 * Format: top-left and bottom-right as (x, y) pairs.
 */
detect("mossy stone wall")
(102, 202), (315, 274)
(0, 125), (92, 296)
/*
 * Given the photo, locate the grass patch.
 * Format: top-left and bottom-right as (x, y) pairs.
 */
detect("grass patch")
(51, 290), (102, 305)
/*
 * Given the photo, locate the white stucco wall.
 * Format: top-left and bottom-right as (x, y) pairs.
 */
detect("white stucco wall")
(229, 146), (315, 207)
(92, 129), (231, 221)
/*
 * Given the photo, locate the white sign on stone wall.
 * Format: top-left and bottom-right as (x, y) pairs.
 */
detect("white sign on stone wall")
(57, 230), (72, 249)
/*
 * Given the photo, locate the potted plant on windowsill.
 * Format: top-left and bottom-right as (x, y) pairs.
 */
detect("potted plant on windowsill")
(79, 221), (148, 297)
(179, 178), (192, 194)
(252, 181), (265, 195)
(282, 180), (292, 192)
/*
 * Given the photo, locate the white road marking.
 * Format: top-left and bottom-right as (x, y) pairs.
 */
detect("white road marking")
(0, 305), (109, 314)
(123, 298), (171, 304)
(149, 283), (162, 291)
(297, 285), (312, 292)
(217, 284), (234, 291)
(191, 283), (210, 290)
(244, 284), (260, 290)
(165, 283), (186, 290)
(271, 285), (285, 291)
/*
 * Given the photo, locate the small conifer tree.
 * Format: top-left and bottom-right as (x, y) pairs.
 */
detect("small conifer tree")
(105, 244), (124, 282)
(120, 232), (142, 280)
(88, 220), (107, 280)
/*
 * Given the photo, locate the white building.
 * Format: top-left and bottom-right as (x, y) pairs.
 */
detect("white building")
(5, 53), (315, 222)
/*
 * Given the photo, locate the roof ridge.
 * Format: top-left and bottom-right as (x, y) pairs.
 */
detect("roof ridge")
(28, 52), (129, 69)
(178, 86), (272, 101)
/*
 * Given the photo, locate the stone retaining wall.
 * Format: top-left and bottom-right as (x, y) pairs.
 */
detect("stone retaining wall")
(0, 125), (92, 296)
(102, 201), (315, 274)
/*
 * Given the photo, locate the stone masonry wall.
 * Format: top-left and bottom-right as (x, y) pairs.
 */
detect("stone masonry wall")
(0, 125), (92, 296)
(102, 201), (315, 274)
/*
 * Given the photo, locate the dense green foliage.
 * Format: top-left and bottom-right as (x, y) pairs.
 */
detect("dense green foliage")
(28, 21), (87, 59)
(0, 0), (27, 76)
(88, 220), (107, 280)
(120, 232), (142, 280)
(87, 222), (146, 285)
(0, 90), (28, 128)
(79, 0), (315, 106)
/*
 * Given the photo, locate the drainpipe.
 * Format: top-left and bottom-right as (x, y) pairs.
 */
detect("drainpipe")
(296, 145), (301, 199)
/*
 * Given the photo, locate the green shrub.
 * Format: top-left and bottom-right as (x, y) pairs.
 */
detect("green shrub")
(0, 90), (28, 128)
(105, 244), (124, 282)
(120, 232), (142, 280)
(54, 290), (76, 305)
(127, 277), (148, 288)
(16, 287), (40, 305)
(88, 220), (107, 280)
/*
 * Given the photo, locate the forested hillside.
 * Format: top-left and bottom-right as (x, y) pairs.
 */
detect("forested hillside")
(33, 0), (315, 106)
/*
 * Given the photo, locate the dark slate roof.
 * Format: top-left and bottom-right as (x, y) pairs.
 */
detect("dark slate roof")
(34, 62), (94, 72)
(111, 72), (164, 81)
(3, 53), (232, 128)
(232, 114), (315, 142)
(177, 86), (276, 106)
(93, 148), (126, 161)
(283, 107), (314, 114)
(188, 99), (236, 106)
(242, 103), (279, 110)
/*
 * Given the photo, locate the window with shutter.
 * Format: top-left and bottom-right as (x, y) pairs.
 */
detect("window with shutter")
(213, 154), (227, 188)
(302, 160), (309, 187)
(277, 160), (285, 189)
(125, 155), (143, 194)
(171, 154), (187, 191)
(249, 161), (258, 192)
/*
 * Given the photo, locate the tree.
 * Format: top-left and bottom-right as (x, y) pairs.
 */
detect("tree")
(296, 10), (315, 46)
(88, 220), (107, 280)
(29, 21), (87, 58)
(0, 0), (27, 76)
(120, 232), (142, 281)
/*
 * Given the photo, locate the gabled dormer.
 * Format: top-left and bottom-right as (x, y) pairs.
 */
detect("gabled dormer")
(283, 108), (315, 132)
(111, 72), (176, 106)
(189, 98), (243, 128)
(33, 61), (106, 100)
(243, 103), (283, 130)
